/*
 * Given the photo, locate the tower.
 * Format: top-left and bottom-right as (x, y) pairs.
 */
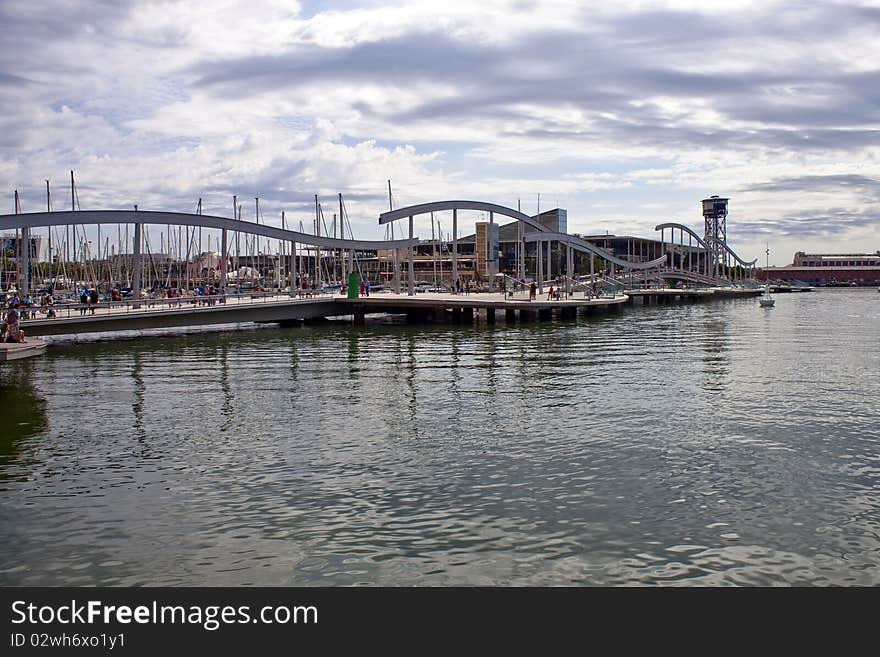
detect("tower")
(701, 195), (728, 279)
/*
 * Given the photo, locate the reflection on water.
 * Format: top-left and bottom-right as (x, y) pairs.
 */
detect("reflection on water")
(0, 289), (878, 585)
(0, 362), (48, 476)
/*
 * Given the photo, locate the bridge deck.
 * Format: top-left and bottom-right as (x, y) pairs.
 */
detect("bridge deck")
(340, 290), (628, 310)
(20, 290), (626, 336)
(18, 286), (759, 337)
(626, 288), (714, 297)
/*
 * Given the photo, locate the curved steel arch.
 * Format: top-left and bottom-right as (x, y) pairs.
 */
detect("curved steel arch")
(704, 236), (757, 267)
(524, 231), (667, 270)
(379, 200), (547, 232)
(0, 210), (419, 250)
(654, 221), (756, 267)
(655, 222), (710, 250)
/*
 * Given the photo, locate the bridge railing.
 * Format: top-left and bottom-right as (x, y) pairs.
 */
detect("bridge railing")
(571, 276), (626, 298)
(19, 290), (332, 322)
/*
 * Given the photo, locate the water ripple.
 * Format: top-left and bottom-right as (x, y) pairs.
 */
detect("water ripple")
(1, 289), (878, 585)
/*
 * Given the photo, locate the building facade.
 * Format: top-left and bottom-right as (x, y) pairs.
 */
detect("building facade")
(759, 251), (880, 284)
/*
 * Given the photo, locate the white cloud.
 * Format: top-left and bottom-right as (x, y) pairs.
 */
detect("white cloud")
(1, 0), (878, 263)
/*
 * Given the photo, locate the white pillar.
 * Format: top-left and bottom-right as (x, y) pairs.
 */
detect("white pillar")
(220, 228), (228, 287)
(452, 208), (458, 285)
(546, 241), (551, 282)
(537, 240), (543, 294)
(488, 211), (495, 279)
(408, 215), (415, 295)
(566, 243), (573, 296)
(132, 222), (143, 301)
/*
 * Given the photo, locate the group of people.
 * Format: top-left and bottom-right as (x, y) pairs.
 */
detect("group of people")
(452, 278), (471, 295)
(1, 290), (57, 328)
(1, 291), (35, 319)
(77, 288), (100, 315)
(133, 286), (229, 307)
(187, 285), (225, 306)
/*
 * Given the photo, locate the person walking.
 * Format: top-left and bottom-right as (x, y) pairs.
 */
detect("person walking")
(529, 281), (537, 301)
(89, 288), (99, 314)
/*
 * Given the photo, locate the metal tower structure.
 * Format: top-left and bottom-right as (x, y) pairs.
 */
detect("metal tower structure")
(701, 195), (728, 280)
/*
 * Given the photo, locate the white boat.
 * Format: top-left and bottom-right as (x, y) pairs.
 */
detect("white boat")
(0, 339), (48, 362)
(758, 245), (775, 307)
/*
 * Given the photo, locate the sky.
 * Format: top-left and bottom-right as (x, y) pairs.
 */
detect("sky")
(1, 0), (878, 265)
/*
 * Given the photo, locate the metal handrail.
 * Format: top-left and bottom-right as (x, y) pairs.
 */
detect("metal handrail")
(19, 290), (332, 322)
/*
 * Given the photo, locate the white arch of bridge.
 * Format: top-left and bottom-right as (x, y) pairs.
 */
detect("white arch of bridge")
(0, 209), (419, 297)
(379, 200), (564, 295)
(0, 210), (418, 250)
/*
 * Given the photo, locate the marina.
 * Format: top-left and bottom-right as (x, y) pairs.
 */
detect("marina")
(3, 190), (767, 345)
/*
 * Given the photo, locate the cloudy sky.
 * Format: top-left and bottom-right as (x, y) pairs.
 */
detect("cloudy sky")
(1, 0), (878, 264)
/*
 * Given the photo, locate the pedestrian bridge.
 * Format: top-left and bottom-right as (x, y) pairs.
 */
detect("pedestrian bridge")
(20, 289), (631, 336)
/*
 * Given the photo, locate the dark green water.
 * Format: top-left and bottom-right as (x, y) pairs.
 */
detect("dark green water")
(1, 288), (878, 585)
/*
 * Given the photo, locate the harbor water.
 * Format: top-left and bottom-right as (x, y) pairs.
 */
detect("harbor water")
(1, 288), (878, 585)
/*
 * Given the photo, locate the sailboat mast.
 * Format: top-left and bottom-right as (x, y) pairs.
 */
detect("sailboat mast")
(70, 170), (75, 264)
(314, 194), (320, 287)
(45, 180), (52, 271)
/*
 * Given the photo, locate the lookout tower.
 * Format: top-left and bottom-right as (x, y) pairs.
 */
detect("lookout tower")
(701, 195), (728, 278)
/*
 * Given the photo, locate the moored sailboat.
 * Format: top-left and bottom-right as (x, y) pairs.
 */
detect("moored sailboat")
(759, 245), (775, 307)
